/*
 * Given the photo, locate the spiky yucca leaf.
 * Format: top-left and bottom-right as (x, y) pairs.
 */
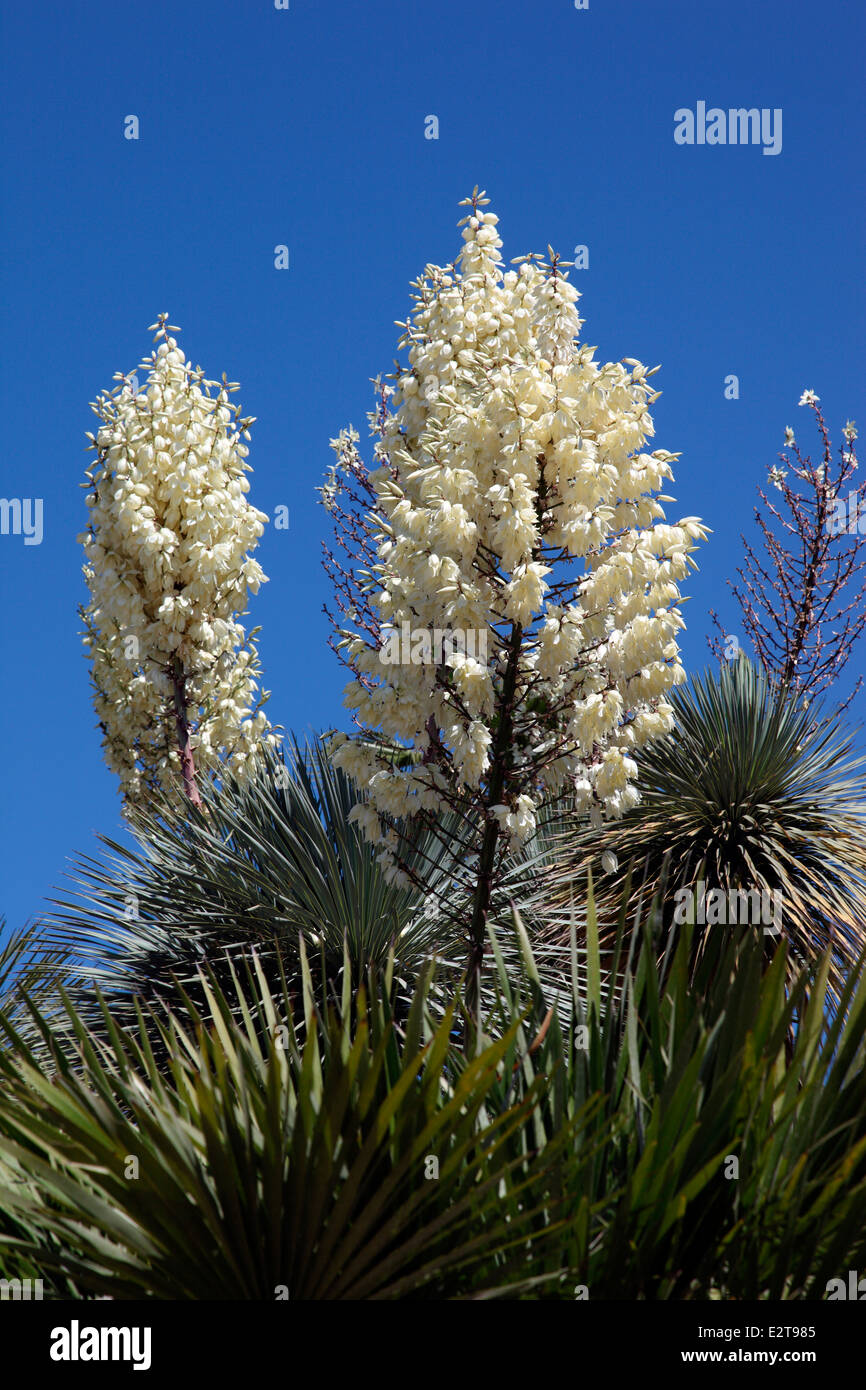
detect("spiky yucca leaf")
(547, 660), (866, 1007)
(35, 736), (569, 1048)
(0, 952), (576, 1300)
(6, 877), (866, 1299)
(478, 882), (866, 1298)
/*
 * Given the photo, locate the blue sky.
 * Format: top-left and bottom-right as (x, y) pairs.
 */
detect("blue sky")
(1, 0), (863, 935)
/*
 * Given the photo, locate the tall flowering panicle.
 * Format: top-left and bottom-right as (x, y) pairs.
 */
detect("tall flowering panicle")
(79, 314), (279, 809)
(710, 394), (864, 712)
(323, 192), (706, 1001)
(319, 378), (394, 674)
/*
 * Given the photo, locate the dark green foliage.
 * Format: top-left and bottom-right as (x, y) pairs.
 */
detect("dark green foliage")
(2, 886), (866, 1300)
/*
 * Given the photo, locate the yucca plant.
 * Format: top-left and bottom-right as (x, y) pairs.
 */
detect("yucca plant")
(35, 736), (570, 1051)
(3, 882), (866, 1300)
(0, 948), (576, 1299)
(0, 919), (79, 1067)
(0, 922), (86, 1291)
(475, 885), (866, 1298)
(546, 658), (866, 1009)
(0, 920), (73, 1031)
(36, 738), (451, 1027)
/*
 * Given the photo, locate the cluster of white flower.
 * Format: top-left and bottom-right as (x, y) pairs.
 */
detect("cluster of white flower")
(768, 465), (788, 492)
(330, 193), (706, 854)
(79, 315), (279, 806)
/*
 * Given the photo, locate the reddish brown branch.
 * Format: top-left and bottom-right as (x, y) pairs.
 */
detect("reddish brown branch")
(710, 402), (863, 710)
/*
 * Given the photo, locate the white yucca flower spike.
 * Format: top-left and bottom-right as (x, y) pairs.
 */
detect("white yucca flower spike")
(79, 313), (280, 809)
(329, 196), (706, 829)
(324, 195), (708, 1010)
